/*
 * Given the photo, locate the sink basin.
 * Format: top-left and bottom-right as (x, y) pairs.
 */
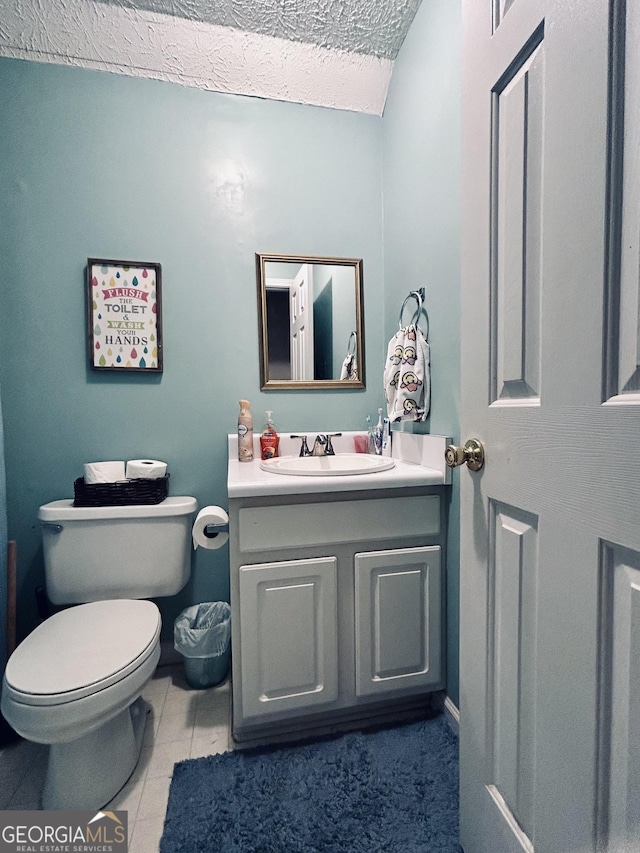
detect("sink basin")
(260, 454), (395, 477)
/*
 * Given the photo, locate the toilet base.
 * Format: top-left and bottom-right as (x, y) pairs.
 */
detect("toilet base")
(42, 696), (149, 810)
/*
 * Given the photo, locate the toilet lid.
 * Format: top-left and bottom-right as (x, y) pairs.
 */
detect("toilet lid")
(5, 600), (161, 703)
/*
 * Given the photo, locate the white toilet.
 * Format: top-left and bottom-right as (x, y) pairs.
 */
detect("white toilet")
(1, 495), (197, 810)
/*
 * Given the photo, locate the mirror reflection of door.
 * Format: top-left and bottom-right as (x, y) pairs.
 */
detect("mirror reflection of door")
(264, 271), (315, 381)
(265, 281), (291, 380)
(265, 266), (334, 381)
(289, 263), (314, 380)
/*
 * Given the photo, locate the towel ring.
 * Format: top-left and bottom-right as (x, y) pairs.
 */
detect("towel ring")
(399, 288), (428, 339)
(346, 331), (357, 356)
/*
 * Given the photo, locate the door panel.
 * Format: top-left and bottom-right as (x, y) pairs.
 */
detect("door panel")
(492, 34), (543, 403)
(608, 0), (640, 400)
(597, 542), (640, 851)
(461, 1), (640, 851)
(488, 505), (538, 841)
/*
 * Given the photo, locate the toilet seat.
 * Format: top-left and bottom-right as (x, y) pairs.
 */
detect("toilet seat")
(4, 600), (161, 706)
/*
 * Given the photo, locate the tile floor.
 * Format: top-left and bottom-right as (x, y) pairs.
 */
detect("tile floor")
(0, 663), (232, 853)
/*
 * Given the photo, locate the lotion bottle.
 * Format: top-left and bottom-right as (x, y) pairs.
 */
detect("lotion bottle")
(238, 400), (254, 462)
(260, 411), (280, 460)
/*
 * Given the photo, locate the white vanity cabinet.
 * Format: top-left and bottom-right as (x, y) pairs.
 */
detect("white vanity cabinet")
(228, 486), (447, 743)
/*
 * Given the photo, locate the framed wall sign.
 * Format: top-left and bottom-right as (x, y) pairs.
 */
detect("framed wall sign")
(87, 258), (163, 372)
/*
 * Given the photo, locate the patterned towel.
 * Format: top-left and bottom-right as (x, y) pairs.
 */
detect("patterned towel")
(340, 352), (358, 380)
(383, 323), (430, 421)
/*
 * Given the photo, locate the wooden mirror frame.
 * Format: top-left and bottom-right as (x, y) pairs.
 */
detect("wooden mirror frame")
(256, 253), (365, 390)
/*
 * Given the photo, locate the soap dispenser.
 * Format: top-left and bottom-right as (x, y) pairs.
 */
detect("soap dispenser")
(260, 411), (280, 460)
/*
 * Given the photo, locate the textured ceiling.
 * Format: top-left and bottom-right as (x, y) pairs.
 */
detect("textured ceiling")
(0, 0), (421, 112)
(94, 0), (423, 59)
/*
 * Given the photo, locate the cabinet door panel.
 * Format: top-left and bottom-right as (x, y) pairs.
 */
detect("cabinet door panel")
(355, 546), (442, 697)
(239, 557), (338, 720)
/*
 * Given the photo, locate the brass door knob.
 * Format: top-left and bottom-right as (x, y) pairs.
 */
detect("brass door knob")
(445, 438), (485, 471)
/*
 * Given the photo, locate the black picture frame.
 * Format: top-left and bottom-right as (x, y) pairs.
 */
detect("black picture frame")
(87, 258), (163, 372)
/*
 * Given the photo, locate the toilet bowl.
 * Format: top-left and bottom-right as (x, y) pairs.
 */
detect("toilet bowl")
(1, 599), (161, 809)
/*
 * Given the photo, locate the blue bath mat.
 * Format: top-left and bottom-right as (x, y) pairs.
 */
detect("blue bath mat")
(161, 714), (461, 853)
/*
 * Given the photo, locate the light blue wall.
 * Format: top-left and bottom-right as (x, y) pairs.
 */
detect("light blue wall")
(383, 0), (461, 704)
(0, 58), (385, 640)
(0, 2), (462, 703)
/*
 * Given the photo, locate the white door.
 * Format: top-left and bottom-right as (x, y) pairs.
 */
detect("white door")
(290, 263), (314, 380)
(460, 2), (640, 852)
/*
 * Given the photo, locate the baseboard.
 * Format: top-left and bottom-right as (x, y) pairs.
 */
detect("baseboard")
(232, 693), (443, 748)
(444, 696), (459, 736)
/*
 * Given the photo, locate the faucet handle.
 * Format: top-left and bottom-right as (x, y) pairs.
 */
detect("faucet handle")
(325, 433), (342, 456)
(290, 435), (311, 457)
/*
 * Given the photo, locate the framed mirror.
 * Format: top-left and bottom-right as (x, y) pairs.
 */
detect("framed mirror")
(256, 253), (365, 390)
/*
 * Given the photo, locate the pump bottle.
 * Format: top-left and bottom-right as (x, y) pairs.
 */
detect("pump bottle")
(260, 411), (280, 460)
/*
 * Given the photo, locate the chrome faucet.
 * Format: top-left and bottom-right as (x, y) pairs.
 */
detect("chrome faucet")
(290, 435), (311, 457)
(312, 433), (342, 456)
(290, 433), (343, 457)
(325, 433), (342, 455)
(312, 435), (327, 456)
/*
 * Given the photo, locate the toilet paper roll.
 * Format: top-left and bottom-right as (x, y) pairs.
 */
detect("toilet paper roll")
(83, 461), (126, 484)
(192, 506), (229, 551)
(126, 459), (168, 480)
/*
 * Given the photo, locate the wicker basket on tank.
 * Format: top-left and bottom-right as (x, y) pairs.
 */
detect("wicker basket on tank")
(73, 475), (169, 507)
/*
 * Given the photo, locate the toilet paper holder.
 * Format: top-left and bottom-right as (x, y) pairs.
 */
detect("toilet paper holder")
(204, 522), (229, 538)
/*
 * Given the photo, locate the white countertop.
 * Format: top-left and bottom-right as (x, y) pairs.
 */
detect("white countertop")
(227, 431), (451, 498)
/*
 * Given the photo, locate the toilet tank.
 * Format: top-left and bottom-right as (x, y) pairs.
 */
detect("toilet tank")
(38, 497), (198, 605)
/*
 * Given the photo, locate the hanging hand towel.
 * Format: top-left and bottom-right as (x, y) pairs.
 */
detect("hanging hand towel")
(384, 323), (430, 421)
(340, 332), (358, 380)
(340, 353), (358, 380)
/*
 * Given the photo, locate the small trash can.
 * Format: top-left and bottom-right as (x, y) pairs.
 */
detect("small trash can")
(174, 602), (231, 689)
